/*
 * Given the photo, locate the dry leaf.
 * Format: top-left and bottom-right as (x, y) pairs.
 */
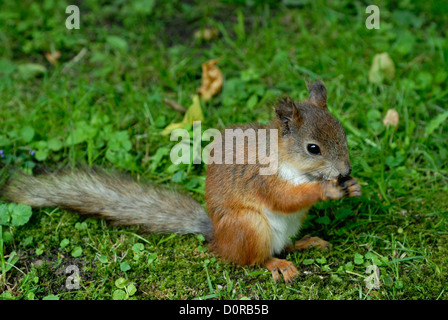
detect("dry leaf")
(45, 51), (61, 65)
(383, 109), (399, 126)
(198, 59), (223, 101)
(193, 27), (219, 41)
(162, 95), (204, 135)
(369, 52), (395, 84)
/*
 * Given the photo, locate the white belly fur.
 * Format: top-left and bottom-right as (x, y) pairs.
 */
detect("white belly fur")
(278, 162), (311, 186)
(264, 208), (307, 255)
(265, 162), (311, 255)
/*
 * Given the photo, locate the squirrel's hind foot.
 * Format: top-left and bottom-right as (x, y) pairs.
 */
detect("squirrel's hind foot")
(292, 235), (331, 251)
(263, 258), (299, 283)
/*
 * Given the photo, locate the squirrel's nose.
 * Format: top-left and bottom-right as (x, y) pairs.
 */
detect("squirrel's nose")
(338, 161), (352, 177)
(346, 165), (352, 176)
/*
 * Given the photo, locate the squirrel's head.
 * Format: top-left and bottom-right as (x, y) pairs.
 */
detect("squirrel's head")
(275, 81), (351, 181)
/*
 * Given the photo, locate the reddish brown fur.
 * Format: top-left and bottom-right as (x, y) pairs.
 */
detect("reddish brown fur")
(205, 82), (361, 282)
(205, 119), (330, 266)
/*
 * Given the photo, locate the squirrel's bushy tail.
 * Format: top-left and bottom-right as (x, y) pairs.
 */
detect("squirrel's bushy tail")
(2, 169), (213, 241)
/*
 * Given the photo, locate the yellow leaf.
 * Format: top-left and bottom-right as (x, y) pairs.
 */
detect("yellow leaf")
(369, 52), (395, 84)
(162, 95), (204, 135)
(198, 59), (223, 101)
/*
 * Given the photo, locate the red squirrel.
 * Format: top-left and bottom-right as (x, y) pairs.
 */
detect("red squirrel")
(3, 81), (361, 282)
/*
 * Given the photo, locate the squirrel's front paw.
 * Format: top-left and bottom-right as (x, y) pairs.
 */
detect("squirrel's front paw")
(322, 180), (344, 200)
(337, 175), (362, 198)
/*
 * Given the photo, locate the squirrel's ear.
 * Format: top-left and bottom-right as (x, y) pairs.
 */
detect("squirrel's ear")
(307, 80), (327, 109)
(275, 97), (302, 134)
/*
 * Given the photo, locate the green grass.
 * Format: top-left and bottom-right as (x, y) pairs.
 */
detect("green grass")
(0, 0), (447, 300)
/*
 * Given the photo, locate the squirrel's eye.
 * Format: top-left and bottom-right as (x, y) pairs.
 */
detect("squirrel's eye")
(307, 144), (321, 155)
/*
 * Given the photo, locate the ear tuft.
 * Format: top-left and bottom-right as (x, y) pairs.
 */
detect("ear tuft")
(275, 97), (301, 134)
(307, 80), (327, 109)
(275, 97), (293, 122)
